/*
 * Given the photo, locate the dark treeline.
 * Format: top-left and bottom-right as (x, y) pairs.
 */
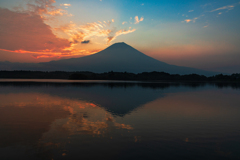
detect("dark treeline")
(0, 70), (240, 82)
(69, 71), (240, 82)
(0, 71), (73, 79)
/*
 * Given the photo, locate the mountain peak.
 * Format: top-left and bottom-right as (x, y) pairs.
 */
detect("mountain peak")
(113, 42), (127, 45)
(105, 42), (134, 51)
(109, 42), (130, 47)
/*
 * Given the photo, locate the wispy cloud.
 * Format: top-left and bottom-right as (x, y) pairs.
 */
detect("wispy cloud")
(26, 0), (72, 18)
(210, 5), (235, 12)
(182, 15), (203, 23)
(183, 2), (240, 26)
(56, 20), (136, 45)
(107, 28), (136, 43)
(122, 21), (127, 25)
(201, 3), (213, 8)
(60, 3), (71, 8)
(184, 19), (192, 23)
(203, 24), (209, 28)
(60, 4), (71, 7)
(134, 16), (144, 24)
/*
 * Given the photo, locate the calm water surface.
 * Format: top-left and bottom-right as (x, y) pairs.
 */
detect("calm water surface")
(0, 80), (240, 160)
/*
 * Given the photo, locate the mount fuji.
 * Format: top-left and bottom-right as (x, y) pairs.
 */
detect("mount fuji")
(0, 42), (216, 76)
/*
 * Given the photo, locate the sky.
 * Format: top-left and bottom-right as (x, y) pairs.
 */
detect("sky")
(0, 0), (240, 73)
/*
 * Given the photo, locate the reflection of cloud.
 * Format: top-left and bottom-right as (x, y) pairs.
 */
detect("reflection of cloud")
(59, 114), (133, 135)
(27, 95), (134, 139)
(0, 93), (133, 135)
(0, 92), (134, 156)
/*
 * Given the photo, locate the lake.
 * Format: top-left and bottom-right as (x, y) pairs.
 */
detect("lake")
(0, 80), (240, 160)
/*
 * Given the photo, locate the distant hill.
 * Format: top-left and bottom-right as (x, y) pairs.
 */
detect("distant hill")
(0, 42), (217, 76)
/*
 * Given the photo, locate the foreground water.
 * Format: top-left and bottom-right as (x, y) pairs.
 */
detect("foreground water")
(0, 80), (240, 160)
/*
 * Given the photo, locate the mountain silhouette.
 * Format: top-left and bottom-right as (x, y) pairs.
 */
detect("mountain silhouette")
(0, 42), (216, 75)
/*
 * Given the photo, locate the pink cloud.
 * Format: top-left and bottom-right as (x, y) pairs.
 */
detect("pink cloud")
(0, 8), (71, 53)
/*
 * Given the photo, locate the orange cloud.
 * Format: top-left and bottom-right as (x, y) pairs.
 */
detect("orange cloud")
(26, 0), (71, 17)
(184, 19), (191, 23)
(60, 4), (71, 7)
(0, 1), (139, 61)
(56, 19), (137, 45)
(183, 16), (202, 23)
(0, 48), (99, 59)
(0, 8), (102, 59)
(134, 16), (144, 24)
(0, 8), (70, 53)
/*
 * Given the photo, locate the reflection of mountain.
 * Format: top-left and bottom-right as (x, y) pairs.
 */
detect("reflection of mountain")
(0, 81), (231, 116)
(0, 42), (216, 76)
(0, 82), (168, 116)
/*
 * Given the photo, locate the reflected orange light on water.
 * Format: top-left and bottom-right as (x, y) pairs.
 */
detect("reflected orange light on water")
(0, 92), (133, 141)
(0, 91), (135, 159)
